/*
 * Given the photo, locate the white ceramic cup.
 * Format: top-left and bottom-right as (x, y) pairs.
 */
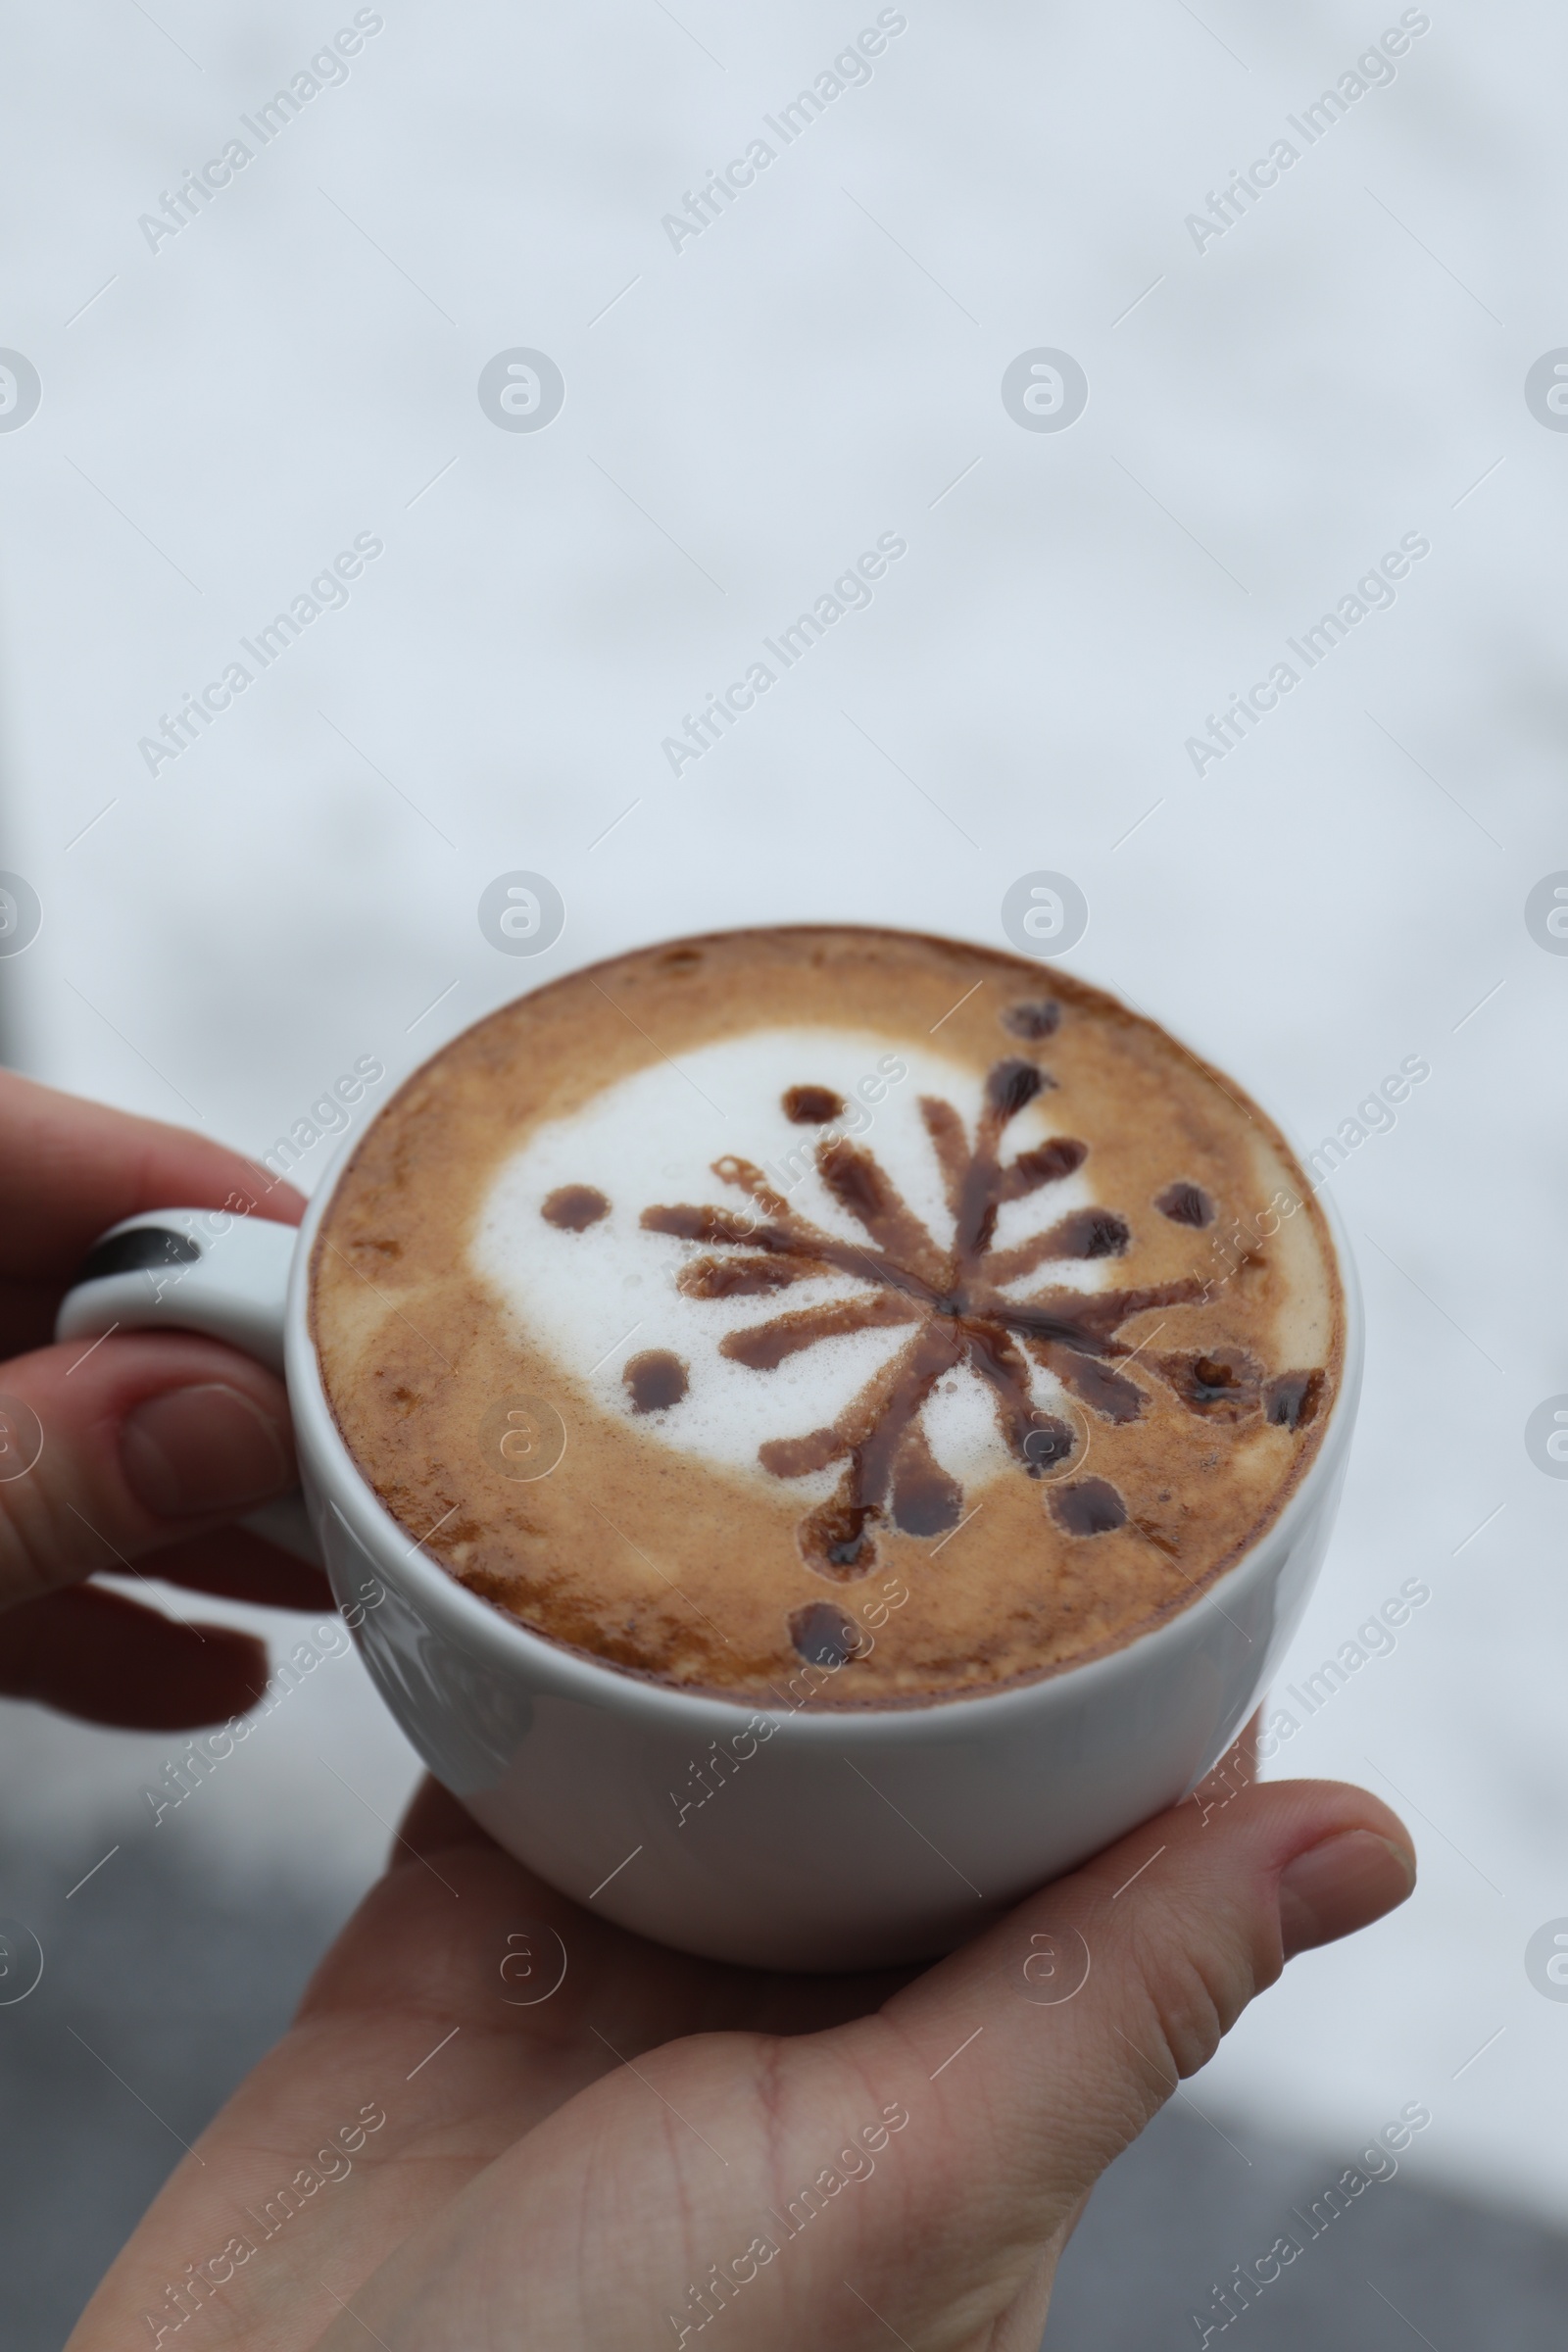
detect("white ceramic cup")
(55, 1080), (1361, 1973)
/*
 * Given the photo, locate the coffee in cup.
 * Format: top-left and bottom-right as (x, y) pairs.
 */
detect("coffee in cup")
(310, 926), (1343, 1706)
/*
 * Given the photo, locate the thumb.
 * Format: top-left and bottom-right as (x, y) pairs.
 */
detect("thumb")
(0, 1330), (297, 1611)
(844, 1757), (1416, 2336)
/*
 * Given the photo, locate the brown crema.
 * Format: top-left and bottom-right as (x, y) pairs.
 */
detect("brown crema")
(310, 926), (1345, 1706)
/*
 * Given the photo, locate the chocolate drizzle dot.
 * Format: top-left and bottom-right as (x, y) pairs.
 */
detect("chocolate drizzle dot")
(986, 1057), (1053, 1117)
(541, 1184), (610, 1232)
(783, 1084), (846, 1125)
(1155, 1347), (1263, 1421)
(789, 1599), (869, 1667)
(1155, 1181), (1215, 1229)
(1051, 1477), (1128, 1537)
(1263, 1369), (1323, 1431)
(622, 1349), (689, 1413)
(1002, 1000), (1061, 1041)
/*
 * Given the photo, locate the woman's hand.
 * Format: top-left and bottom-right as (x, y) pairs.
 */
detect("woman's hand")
(68, 1749), (1414, 2350)
(0, 1069), (322, 1729)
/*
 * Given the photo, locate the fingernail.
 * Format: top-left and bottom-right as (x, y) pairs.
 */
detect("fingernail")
(122, 1384), (294, 1518)
(1278, 1831), (1416, 1960)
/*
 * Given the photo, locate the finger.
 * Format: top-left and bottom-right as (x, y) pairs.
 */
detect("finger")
(0, 1275), (96, 1363)
(0, 1068), (304, 1278)
(133, 1525), (333, 1613)
(0, 1582), (270, 1728)
(814, 1764), (1415, 2335)
(0, 1331), (296, 1614)
(0, 1520), (332, 1727)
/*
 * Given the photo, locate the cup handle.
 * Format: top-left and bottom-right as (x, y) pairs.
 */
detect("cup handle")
(54, 1208), (320, 1564)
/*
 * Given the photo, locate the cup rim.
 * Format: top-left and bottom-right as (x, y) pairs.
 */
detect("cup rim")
(286, 973), (1363, 1742)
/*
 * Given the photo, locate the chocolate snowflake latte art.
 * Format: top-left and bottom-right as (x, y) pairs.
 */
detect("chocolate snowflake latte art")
(311, 927), (1345, 1705)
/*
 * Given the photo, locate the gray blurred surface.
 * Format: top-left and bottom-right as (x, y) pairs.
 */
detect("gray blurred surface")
(1048, 2103), (1568, 2350)
(0, 1822), (359, 2352)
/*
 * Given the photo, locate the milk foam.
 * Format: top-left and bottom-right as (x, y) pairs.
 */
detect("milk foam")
(470, 1027), (1108, 1498)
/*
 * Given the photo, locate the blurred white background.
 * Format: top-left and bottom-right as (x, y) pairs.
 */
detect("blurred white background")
(0, 0), (1564, 2299)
